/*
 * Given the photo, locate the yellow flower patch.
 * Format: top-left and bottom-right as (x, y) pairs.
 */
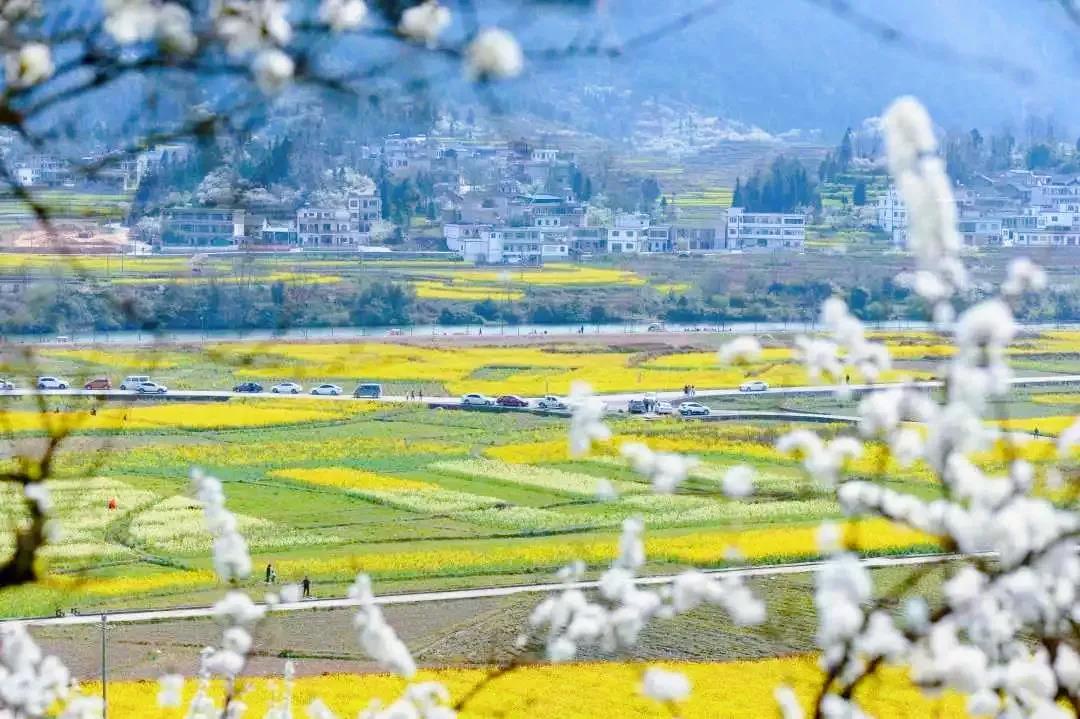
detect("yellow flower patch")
(89, 656), (970, 718)
(271, 467), (435, 492)
(0, 399), (377, 433)
(413, 281), (524, 301)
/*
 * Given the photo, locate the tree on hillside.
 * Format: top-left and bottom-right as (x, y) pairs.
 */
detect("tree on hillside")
(1027, 143), (1054, 170)
(852, 179), (867, 206)
(640, 177), (661, 209)
(734, 156), (815, 212)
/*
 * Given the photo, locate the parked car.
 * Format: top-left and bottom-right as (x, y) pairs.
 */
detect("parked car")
(647, 323), (665, 332)
(120, 375), (150, 390)
(678, 401), (711, 416)
(496, 395), (529, 408)
(0, 378), (14, 391)
(353, 383), (382, 398)
(655, 400), (675, 415)
(271, 382), (302, 394)
(461, 393), (495, 407)
(386, 328), (404, 336)
(628, 399), (647, 414)
(36, 376), (69, 390)
(233, 382), (263, 393)
(537, 395), (568, 410)
(135, 381), (168, 394)
(739, 380), (769, 392)
(84, 377), (112, 390)
(311, 383), (342, 396)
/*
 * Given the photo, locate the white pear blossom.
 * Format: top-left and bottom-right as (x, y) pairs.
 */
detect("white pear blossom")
(5, 42), (53, 87)
(306, 698), (339, 719)
(0, 624), (71, 717)
(641, 667), (691, 702)
(155, 3), (198, 54)
(213, 0), (292, 55)
(191, 468), (252, 581)
(620, 441), (697, 493)
(398, 1), (450, 46)
(1002, 257), (1047, 297)
(157, 673), (184, 708)
(721, 464), (754, 498)
(718, 335), (762, 364)
(349, 574), (416, 677)
(319, 0), (366, 31)
(774, 685), (804, 719)
(464, 28), (524, 80)
(252, 47), (294, 93)
(567, 381), (610, 456)
(882, 96), (967, 309)
(103, 0), (159, 43)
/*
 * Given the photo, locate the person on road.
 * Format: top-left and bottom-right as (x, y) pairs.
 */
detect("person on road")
(265, 563), (273, 584)
(302, 576), (311, 598)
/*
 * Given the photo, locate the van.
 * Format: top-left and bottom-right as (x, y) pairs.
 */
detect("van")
(353, 383), (382, 398)
(120, 375), (150, 390)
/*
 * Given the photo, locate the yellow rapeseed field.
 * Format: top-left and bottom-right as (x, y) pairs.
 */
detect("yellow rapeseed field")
(270, 518), (937, 579)
(90, 655), (970, 718)
(211, 341), (932, 394)
(996, 415), (1078, 436)
(1030, 393), (1080, 406)
(271, 467), (436, 492)
(112, 272), (342, 286)
(413, 280), (524, 301)
(0, 399), (377, 433)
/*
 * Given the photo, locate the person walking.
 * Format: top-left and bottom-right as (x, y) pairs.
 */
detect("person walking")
(265, 563), (273, 584)
(418, 388), (423, 401)
(302, 575), (311, 598)
(269, 566), (276, 584)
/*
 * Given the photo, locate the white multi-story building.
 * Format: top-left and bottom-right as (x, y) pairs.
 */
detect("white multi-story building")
(161, 207), (245, 247)
(1030, 178), (1080, 208)
(725, 208), (805, 251)
(296, 207), (355, 247)
(607, 213), (649, 253)
(348, 191), (382, 236)
(876, 186), (908, 246)
(296, 191), (382, 248)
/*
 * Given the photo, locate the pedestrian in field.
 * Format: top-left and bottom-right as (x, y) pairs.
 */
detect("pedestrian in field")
(265, 563), (273, 583)
(418, 388), (423, 401)
(302, 575), (311, 598)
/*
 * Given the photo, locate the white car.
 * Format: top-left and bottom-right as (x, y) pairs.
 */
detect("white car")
(36, 376), (69, 390)
(135, 381), (168, 394)
(310, 383), (342, 396)
(739, 380), (769, 392)
(461, 393), (495, 407)
(0, 378), (14, 391)
(654, 400), (674, 415)
(678, 401), (711, 417)
(271, 382), (303, 394)
(537, 395), (568, 410)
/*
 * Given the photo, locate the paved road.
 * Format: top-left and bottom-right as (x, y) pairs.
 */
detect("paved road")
(3, 374), (1078, 410)
(6, 551), (979, 627)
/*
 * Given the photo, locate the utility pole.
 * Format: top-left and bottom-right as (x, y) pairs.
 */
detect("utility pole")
(100, 614), (107, 718)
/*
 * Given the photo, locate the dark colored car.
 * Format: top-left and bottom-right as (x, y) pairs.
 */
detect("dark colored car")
(496, 395), (529, 408)
(233, 382), (264, 393)
(353, 383), (382, 398)
(84, 377), (112, 390)
(627, 399), (647, 414)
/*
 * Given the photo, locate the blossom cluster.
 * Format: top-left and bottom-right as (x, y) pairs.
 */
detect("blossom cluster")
(527, 518), (764, 664)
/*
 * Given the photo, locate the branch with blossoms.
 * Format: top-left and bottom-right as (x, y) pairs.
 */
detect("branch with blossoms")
(759, 97), (1080, 719)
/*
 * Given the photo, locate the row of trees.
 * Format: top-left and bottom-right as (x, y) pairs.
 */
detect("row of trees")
(5, 273), (1080, 336)
(731, 156), (818, 212)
